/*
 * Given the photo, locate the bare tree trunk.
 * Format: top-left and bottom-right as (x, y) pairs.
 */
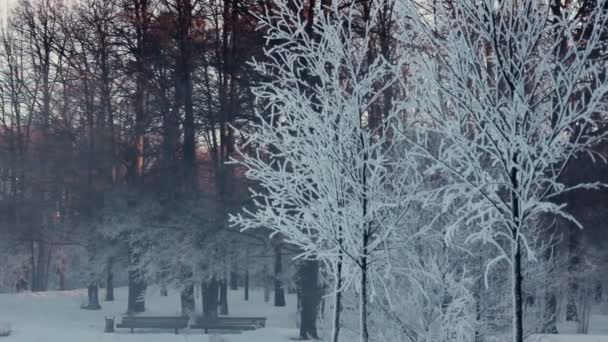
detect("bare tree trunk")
(86, 280), (101, 310)
(202, 278), (219, 319)
(512, 237), (524, 342)
(127, 251), (146, 313)
(274, 245), (285, 306)
(263, 265), (271, 303)
(566, 227), (580, 322)
(57, 257), (67, 291)
(542, 247), (558, 333)
(244, 268), (249, 301)
(230, 262), (238, 290)
(577, 285), (592, 334)
(331, 253), (343, 342)
(181, 284), (195, 316)
(299, 259), (320, 340)
(219, 278), (229, 315)
(105, 258), (114, 301)
(360, 250), (369, 342)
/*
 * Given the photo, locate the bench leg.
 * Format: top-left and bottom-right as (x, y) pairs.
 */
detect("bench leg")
(130, 328), (134, 334)
(174, 328), (178, 334)
(205, 328), (208, 334)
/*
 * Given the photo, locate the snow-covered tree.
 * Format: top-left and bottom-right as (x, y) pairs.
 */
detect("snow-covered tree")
(229, 0), (418, 340)
(398, 1), (608, 341)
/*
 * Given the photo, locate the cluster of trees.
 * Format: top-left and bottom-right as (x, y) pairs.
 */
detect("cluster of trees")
(1, 0), (608, 342)
(0, 0), (273, 315)
(231, 0), (608, 341)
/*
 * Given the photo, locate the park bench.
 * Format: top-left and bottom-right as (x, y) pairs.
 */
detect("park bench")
(116, 315), (189, 334)
(217, 316), (267, 328)
(190, 315), (267, 334)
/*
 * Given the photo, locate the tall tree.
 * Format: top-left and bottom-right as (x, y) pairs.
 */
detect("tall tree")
(402, 1), (608, 341)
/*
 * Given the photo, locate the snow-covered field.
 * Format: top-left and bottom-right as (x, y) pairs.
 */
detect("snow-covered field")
(2, 285), (608, 342)
(528, 310), (608, 342)
(0, 286), (299, 341)
(529, 335), (608, 342)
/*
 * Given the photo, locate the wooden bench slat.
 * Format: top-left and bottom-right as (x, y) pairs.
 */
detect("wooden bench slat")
(116, 316), (189, 334)
(195, 316), (267, 328)
(189, 323), (257, 334)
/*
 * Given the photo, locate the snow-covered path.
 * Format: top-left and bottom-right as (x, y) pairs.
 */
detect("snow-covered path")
(0, 286), (299, 342)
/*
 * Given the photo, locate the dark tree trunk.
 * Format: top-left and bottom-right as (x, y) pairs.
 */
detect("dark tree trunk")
(511, 163), (523, 342)
(201, 282), (208, 315)
(567, 227), (580, 322)
(86, 281), (101, 309)
(512, 238), (523, 342)
(263, 265), (271, 303)
(160, 284), (168, 297)
(230, 266), (238, 290)
(244, 268), (249, 301)
(202, 278), (219, 319)
(332, 252), (343, 342)
(127, 269), (146, 313)
(31, 240), (51, 292)
(298, 259), (320, 340)
(181, 284), (195, 316)
(542, 291), (559, 333)
(541, 246), (558, 333)
(58, 267), (67, 291)
(219, 279), (229, 315)
(105, 258), (114, 301)
(274, 245), (286, 307)
(360, 246), (369, 342)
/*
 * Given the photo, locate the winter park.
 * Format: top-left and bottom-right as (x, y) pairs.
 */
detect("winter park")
(2, 0), (608, 341)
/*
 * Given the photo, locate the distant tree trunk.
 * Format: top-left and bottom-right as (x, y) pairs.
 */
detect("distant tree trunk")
(299, 259), (320, 340)
(31, 240), (52, 292)
(105, 258), (114, 301)
(86, 281), (101, 309)
(577, 285), (592, 334)
(202, 278), (219, 319)
(566, 227), (580, 322)
(160, 284), (168, 297)
(219, 279), (229, 315)
(127, 269), (146, 313)
(263, 265), (271, 303)
(274, 245), (286, 307)
(230, 264), (238, 290)
(181, 284), (195, 316)
(244, 268), (249, 301)
(57, 265), (67, 291)
(541, 246), (557, 333)
(201, 281), (208, 314)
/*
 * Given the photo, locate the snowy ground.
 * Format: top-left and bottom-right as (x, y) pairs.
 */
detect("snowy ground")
(528, 309), (608, 342)
(2, 286), (608, 342)
(0, 286), (299, 341)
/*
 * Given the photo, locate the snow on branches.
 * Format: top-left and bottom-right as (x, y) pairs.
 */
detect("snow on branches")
(229, 0), (420, 340)
(399, 0), (608, 341)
